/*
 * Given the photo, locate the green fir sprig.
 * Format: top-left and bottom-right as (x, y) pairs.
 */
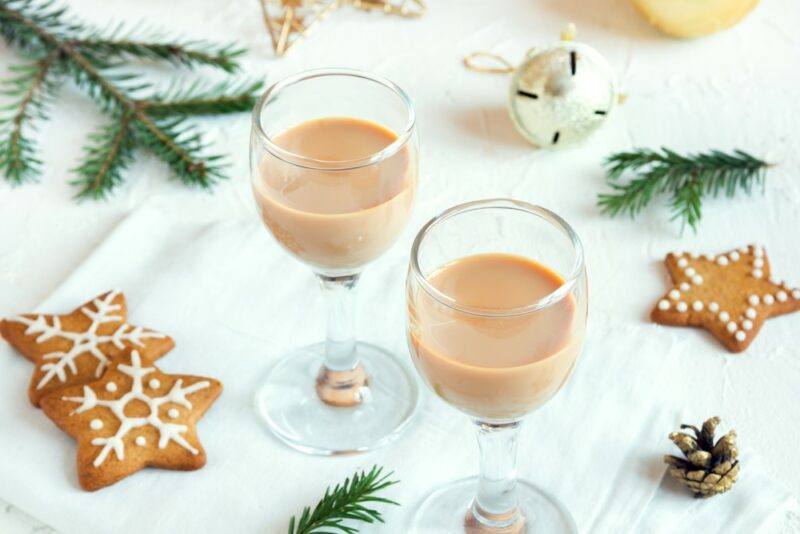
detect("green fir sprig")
(597, 147), (771, 232)
(287, 465), (400, 534)
(0, 0), (262, 199)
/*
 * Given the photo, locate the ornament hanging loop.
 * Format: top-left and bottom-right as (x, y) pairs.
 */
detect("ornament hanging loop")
(463, 52), (515, 74)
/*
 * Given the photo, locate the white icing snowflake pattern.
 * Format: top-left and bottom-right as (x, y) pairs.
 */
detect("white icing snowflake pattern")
(63, 350), (211, 467)
(8, 290), (165, 390)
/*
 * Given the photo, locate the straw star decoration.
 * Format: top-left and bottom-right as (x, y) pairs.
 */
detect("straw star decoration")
(257, 0), (426, 56)
(650, 245), (800, 352)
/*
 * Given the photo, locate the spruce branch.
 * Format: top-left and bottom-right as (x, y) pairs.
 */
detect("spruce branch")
(0, 0), (261, 198)
(597, 148), (770, 233)
(287, 465), (400, 534)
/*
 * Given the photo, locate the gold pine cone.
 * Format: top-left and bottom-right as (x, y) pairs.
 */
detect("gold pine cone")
(663, 416), (739, 498)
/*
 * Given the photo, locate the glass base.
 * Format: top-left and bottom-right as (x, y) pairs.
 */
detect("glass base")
(409, 477), (577, 534)
(255, 341), (419, 455)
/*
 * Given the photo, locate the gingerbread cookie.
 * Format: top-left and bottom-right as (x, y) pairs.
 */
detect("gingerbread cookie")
(1, 290), (174, 406)
(40, 349), (222, 491)
(651, 245), (800, 352)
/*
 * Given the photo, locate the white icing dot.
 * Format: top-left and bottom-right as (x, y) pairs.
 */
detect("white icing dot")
(676, 302), (688, 312)
(148, 379), (160, 389)
(719, 311), (730, 322)
(692, 301), (704, 311)
(739, 246), (749, 254)
(735, 331), (746, 342)
(726, 321), (737, 333)
(105, 382), (117, 393)
(748, 295), (760, 306)
(752, 269), (763, 279)
(678, 258), (688, 268)
(792, 289), (800, 300)
(685, 267), (696, 277)
(135, 436), (146, 447)
(167, 408), (180, 419)
(90, 419), (103, 430)
(708, 302), (719, 312)
(669, 289), (681, 300)
(777, 291), (788, 302)
(729, 251), (740, 261)
(742, 320), (753, 331)
(753, 258), (764, 268)
(692, 275), (703, 285)
(716, 257), (729, 266)
(658, 300), (670, 311)
(745, 308), (757, 319)
(680, 282), (691, 292)
(763, 294), (775, 305)
(704, 254), (714, 261)
(754, 247), (764, 258)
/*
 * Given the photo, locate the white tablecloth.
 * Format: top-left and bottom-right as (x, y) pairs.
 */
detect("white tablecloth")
(1, 0), (799, 532)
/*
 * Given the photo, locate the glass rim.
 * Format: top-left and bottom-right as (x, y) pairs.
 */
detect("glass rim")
(409, 199), (585, 317)
(251, 68), (416, 171)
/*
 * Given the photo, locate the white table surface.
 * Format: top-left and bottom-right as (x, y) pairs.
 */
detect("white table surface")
(1, 0), (799, 532)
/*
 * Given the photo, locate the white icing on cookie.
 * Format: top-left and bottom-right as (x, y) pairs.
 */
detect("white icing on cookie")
(708, 302), (719, 312)
(692, 275), (703, 285)
(719, 311), (730, 322)
(658, 300), (670, 311)
(726, 322), (737, 333)
(742, 320), (753, 331)
(685, 267), (696, 277)
(680, 282), (691, 292)
(167, 408), (180, 419)
(149, 379), (161, 389)
(135, 436), (146, 447)
(735, 331), (746, 342)
(729, 251), (740, 262)
(676, 302), (688, 313)
(777, 291), (788, 302)
(61, 351), (211, 468)
(716, 257), (729, 266)
(739, 246), (749, 254)
(753, 258), (764, 268)
(752, 269), (763, 279)
(90, 419), (103, 430)
(704, 254), (714, 261)
(793, 290), (800, 300)
(745, 308), (757, 319)
(692, 301), (703, 312)
(105, 382), (117, 393)
(763, 294), (775, 305)
(748, 295), (760, 306)
(754, 247), (764, 258)
(669, 290), (680, 300)
(678, 258), (688, 268)
(6, 291), (165, 390)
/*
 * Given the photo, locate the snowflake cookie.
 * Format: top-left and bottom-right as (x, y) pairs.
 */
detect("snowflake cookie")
(651, 245), (800, 352)
(40, 349), (222, 491)
(1, 290), (174, 406)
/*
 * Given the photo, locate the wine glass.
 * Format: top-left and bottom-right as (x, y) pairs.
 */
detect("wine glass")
(406, 199), (587, 532)
(250, 69), (419, 454)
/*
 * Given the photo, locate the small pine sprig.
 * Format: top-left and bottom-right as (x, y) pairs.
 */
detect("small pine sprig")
(287, 465), (400, 534)
(0, 0), (262, 199)
(597, 147), (771, 232)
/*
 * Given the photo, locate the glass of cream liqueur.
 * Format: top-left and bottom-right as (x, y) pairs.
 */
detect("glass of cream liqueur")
(406, 199), (588, 533)
(250, 69), (419, 454)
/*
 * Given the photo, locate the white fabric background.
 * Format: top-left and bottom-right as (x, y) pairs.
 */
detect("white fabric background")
(0, 0), (799, 532)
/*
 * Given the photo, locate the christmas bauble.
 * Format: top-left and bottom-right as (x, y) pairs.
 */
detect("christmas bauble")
(508, 40), (617, 148)
(630, 0), (760, 38)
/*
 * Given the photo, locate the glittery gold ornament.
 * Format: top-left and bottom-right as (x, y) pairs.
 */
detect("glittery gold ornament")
(258, 0), (425, 56)
(465, 24), (618, 149)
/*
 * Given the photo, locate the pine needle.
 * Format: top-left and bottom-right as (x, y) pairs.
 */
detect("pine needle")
(287, 465), (400, 534)
(0, 0), (262, 198)
(597, 147), (770, 233)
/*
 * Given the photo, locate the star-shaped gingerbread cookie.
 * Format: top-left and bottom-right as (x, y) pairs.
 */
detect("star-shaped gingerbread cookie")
(40, 349), (222, 491)
(1, 290), (174, 406)
(651, 245), (800, 352)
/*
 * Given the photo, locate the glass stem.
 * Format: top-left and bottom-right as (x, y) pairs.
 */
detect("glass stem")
(471, 420), (523, 530)
(315, 273), (368, 407)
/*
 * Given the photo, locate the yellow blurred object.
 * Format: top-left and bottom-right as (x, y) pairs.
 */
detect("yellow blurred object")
(630, 0), (760, 38)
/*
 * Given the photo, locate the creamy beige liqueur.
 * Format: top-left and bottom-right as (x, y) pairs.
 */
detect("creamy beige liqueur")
(253, 117), (416, 273)
(409, 253), (584, 421)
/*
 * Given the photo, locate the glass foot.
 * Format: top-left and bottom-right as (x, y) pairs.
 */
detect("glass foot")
(255, 341), (419, 455)
(409, 477), (577, 534)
